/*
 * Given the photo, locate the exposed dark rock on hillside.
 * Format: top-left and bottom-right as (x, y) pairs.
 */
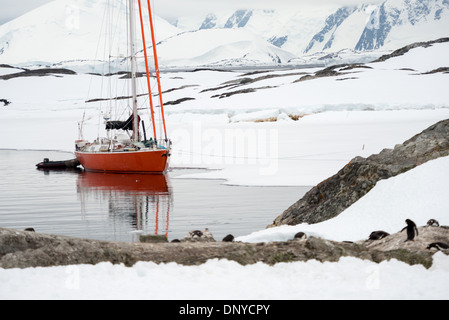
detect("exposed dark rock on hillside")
(373, 37), (449, 62)
(270, 119), (449, 227)
(0, 68), (76, 80)
(294, 64), (372, 83)
(164, 97), (196, 105)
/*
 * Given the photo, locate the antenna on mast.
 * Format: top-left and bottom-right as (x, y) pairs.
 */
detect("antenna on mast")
(128, 0), (139, 142)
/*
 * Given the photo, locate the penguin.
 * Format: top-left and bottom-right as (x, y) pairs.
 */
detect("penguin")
(294, 232), (307, 240)
(426, 242), (449, 251)
(202, 228), (213, 239)
(401, 219), (418, 242)
(222, 234), (234, 242)
(368, 231), (390, 240)
(426, 219), (440, 227)
(189, 230), (203, 238)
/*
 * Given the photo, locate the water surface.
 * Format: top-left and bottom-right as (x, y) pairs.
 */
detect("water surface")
(0, 150), (309, 242)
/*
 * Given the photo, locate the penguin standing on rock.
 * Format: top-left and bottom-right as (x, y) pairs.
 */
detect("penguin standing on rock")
(401, 219), (419, 242)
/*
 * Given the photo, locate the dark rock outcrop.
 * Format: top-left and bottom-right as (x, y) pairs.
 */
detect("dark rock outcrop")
(294, 64), (372, 83)
(270, 118), (449, 227)
(373, 38), (449, 63)
(0, 68), (76, 80)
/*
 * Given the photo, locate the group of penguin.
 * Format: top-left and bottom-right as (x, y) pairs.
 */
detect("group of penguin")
(181, 218), (449, 252)
(171, 228), (235, 243)
(368, 218), (449, 251)
(23, 218), (448, 251)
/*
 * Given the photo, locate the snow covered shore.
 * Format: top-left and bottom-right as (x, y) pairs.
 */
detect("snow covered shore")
(1, 252), (449, 300)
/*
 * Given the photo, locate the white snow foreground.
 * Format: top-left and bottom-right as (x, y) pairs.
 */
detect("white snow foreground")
(1, 253), (448, 300)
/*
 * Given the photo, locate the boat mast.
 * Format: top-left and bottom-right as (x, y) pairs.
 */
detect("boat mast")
(137, 0), (158, 143)
(147, 0), (168, 141)
(128, 0), (139, 142)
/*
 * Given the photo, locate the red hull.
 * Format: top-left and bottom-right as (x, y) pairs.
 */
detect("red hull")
(75, 149), (169, 173)
(77, 171), (169, 193)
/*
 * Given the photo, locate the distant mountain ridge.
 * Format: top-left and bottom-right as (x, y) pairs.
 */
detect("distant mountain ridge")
(355, 0), (449, 51)
(188, 0), (449, 55)
(0, 0), (448, 67)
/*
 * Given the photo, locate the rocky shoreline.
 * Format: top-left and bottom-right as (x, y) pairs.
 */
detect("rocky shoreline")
(1, 224), (448, 270)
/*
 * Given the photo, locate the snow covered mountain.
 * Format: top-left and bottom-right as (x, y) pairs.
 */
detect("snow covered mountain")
(179, 0), (449, 55)
(305, 0), (449, 53)
(355, 0), (449, 51)
(0, 0), (301, 68)
(0, 0), (448, 67)
(156, 28), (296, 67)
(177, 7), (336, 57)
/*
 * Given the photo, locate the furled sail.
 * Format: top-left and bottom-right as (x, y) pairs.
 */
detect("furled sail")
(105, 114), (140, 131)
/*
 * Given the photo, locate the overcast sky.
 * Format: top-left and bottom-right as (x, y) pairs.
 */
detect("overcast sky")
(0, 0), (50, 24)
(0, 0), (384, 25)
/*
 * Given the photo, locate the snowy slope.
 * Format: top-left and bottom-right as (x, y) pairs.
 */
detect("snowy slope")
(0, 0), (181, 65)
(157, 28), (297, 67)
(0, 0), (300, 67)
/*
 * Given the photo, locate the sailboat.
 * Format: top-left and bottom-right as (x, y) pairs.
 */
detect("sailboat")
(75, 0), (170, 174)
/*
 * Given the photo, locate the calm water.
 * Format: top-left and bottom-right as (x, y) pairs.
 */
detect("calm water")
(0, 150), (309, 242)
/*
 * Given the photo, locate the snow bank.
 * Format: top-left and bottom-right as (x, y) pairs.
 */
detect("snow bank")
(1, 253), (448, 300)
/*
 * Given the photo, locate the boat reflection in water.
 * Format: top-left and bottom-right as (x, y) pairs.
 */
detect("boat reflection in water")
(76, 172), (172, 241)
